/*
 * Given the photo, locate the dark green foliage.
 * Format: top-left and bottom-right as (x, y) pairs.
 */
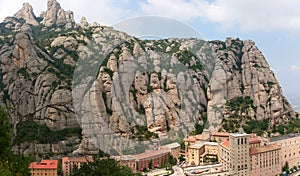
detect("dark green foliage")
(177, 50), (203, 72)
(147, 85), (153, 93)
(102, 92), (112, 115)
(178, 155), (185, 162)
(148, 159), (153, 169)
(135, 125), (158, 140)
(282, 161), (289, 172)
(226, 96), (255, 112)
(168, 155), (177, 165)
(98, 150), (110, 158)
(103, 67), (113, 78)
(14, 120), (82, 144)
(0, 107), (11, 154)
(0, 106), (31, 176)
(31, 25), (60, 48)
(203, 156), (218, 163)
(48, 59), (75, 79)
(190, 122), (204, 135)
(180, 142), (185, 150)
(267, 81), (275, 87)
(71, 158), (135, 176)
(138, 105), (145, 114)
(222, 96), (257, 132)
(17, 68), (29, 78)
(163, 77), (168, 92)
(243, 119), (269, 135)
(272, 118), (300, 134)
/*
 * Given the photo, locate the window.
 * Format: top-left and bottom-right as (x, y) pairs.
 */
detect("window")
(241, 138), (243, 145)
(238, 139), (240, 145)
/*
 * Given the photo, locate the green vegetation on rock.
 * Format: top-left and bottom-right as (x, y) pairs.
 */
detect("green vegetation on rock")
(71, 157), (136, 176)
(0, 106), (31, 176)
(222, 96), (257, 133)
(14, 120), (82, 144)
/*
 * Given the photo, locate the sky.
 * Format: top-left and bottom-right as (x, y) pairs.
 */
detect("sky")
(0, 0), (299, 111)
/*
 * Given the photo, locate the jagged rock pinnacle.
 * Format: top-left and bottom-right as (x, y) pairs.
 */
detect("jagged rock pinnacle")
(14, 3), (39, 26)
(41, 0), (75, 28)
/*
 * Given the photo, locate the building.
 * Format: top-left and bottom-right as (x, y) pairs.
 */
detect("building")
(219, 140), (230, 172)
(249, 137), (261, 148)
(135, 149), (169, 171)
(186, 142), (218, 166)
(211, 132), (230, 142)
(187, 142), (205, 165)
(62, 156), (93, 176)
(269, 133), (300, 169)
(29, 160), (58, 176)
(249, 144), (281, 176)
(228, 133), (250, 176)
(203, 142), (219, 157)
(160, 142), (181, 159)
(184, 134), (202, 153)
(112, 155), (137, 173)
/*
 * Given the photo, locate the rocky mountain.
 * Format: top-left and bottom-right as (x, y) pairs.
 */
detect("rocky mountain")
(0, 0), (297, 157)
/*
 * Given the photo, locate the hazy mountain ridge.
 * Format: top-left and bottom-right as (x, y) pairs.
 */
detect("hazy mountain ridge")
(0, 0), (297, 157)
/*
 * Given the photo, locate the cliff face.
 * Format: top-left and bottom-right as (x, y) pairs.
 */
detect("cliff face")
(0, 0), (296, 157)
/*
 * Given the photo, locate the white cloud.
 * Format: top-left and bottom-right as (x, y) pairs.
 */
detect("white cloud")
(291, 65), (300, 71)
(1, 0), (300, 32)
(0, 0), (136, 25)
(139, 0), (300, 32)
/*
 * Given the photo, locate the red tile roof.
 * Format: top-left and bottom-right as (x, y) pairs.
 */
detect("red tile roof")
(29, 160), (58, 170)
(135, 149), (169, 160)
(220, 140), (230, 149)
(250, 144), (281, 155)
(195, 134), (202, 140)
(185, 134), (202, 142)
(212, 132), (230, 137)
(249, 138), (261, 144)
(62, 156), (93, 163)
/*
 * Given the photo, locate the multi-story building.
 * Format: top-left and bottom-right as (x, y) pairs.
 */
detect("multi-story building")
(269, 133), (300, 169)
(228, 133), (250, 176)
(184, 134), (202, 153)
(187, 131), (300, 176)
(249, 144), (281, 176)
(219, 140), (230, 172)
(135, 149), (169, 171)
(211, 132), (230, 143)
(186, 142), (205, 165)
(249, 137), (261, 148)
(112, 155), (137, 172)
(186, 142), (218, 166)
(160, 142), (181, 159)
(62, 156), (93, 176)
(29, 160), (58, 176)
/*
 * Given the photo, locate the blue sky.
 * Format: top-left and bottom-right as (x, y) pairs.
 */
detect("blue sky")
(0, 0), (299, 111)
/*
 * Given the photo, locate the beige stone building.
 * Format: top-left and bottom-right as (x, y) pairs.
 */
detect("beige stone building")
(211, 132), (230, 142)
(187, 142), (205, 166)
(219, 140), (230, 172)
(249, 137), (261, 148)
(62, 156), (93, 176)
(249, 144), (281, 176)
(184, 134), (202, 153)
(228, 133), (250, 176)
(186, 142), (218, 166)
(269, 134), (300, 169)
(29, 160), (58, 176)
(160, 142), (181, 159)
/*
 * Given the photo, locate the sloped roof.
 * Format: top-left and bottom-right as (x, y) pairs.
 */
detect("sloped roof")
(250, 144), (280, 155)
(29, 160), (58, 170)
